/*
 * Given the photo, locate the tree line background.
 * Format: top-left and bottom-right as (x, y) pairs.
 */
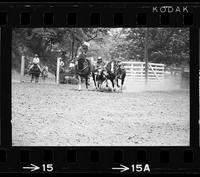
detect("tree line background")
(12, 28), (189, 74)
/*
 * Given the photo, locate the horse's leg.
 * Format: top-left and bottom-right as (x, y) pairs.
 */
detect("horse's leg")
(97, 78), (101, 91)
(34, 75), (36, 83)
(121, 72), (126, 92)
(85, 76), (89, 90)
(121, 77), (125, 92)
(99, 79), (104, 91)
(120, 79), (123, 92)
(31, 74), (33, 83)
(99, 81), (101, 91)
(87, 75), (90, 86)
(111, 74), (117, 92)
(116, 78), (120, 88)
(97, 75), (103, 91)
(78, 75), (81, 91)
(111, 79), (115, 92)
(98, 81), (101, 90)
(92, 73), (97, 89)
(35, 76), (39, 83)
(105, 78), (108, 87)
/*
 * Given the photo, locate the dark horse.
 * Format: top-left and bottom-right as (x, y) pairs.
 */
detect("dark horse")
(75, 57), (91, 91)
(29, 64), (41, 83)
(115, 65), (126, 91)
(92, 67), (108, 91)
(105, 61), (126, 92)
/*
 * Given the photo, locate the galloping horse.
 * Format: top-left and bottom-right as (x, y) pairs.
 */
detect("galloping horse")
(92, 67), (108, 91)
(75, 57), (91, 91)
(105, 60), (126, 92)
(29, 64), (41, 83)
(115, 64), (126, 91)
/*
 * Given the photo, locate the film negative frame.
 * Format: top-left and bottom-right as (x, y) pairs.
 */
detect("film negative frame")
(0, 2), (200, 174)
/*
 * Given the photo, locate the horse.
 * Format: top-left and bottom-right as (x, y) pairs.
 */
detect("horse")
(29, 64), (41, 83)
(115, 65), (126, 92)
(75, 57), (91, 91)
(41, 66), (48, 82)
(92, 67), (108, 91)
(105, 61), (126, 92)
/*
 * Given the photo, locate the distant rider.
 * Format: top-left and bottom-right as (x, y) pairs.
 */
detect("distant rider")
(59, 60), (65, 73)
(29, 54), (42, 72)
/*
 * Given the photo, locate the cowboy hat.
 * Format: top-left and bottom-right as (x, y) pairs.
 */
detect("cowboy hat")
(82, 41), (90, 48)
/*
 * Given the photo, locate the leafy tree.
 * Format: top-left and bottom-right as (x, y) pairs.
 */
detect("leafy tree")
(12, 27), (189, 73)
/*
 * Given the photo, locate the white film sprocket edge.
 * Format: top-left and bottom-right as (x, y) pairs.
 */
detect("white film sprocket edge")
(0, 2), (199, 174)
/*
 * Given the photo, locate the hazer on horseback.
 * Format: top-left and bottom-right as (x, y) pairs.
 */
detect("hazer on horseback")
(28, 54), (42, 83)
(75, 41), (92, 91)
(92, 56), (108, 90)
(105, 57), (126, 92)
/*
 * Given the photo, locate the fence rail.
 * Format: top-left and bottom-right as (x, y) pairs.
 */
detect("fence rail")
(122, 61), (165, 80)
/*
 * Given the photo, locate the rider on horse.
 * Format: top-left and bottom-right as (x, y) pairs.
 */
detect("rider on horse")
(59, 59), (65, 72)
(75, 41), (92, 90)
(95, 56), (106, 70)
(75, 41), (92, 74)
(29, 54), (42, 72)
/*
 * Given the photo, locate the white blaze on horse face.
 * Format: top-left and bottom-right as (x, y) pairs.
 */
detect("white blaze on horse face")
(111, 62), (114, 73)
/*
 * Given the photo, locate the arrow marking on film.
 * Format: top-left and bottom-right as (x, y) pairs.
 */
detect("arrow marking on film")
(112, 164), (129, 173)
(22, 164), (40, 172)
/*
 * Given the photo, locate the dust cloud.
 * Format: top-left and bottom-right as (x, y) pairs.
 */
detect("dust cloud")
(123, 74), (189, 92)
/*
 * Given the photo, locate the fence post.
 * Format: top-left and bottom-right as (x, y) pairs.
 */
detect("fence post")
(56, 57), (61, 84)
(20, 55), (25, 83)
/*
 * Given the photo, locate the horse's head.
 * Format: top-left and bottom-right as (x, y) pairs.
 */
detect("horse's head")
(106, 61), (118, 74)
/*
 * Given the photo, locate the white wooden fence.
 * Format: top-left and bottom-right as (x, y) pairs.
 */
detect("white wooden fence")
(121, 61), (165, 81)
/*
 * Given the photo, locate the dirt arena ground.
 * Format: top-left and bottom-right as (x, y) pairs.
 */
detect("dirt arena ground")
(12, 74), (190, 146)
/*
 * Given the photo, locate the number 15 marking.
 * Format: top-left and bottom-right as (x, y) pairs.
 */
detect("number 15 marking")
(42, 164), (53, 172)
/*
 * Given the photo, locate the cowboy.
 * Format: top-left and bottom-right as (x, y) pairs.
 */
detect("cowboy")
(75, 41), (91, 72)
(29, 54), (42, 72)
(59, 60), (65, 73)
(76, 42), (90, 61)
(95, 56), (106, 70)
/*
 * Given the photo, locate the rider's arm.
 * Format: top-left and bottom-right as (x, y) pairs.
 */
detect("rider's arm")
(75, 51), (83, 65)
